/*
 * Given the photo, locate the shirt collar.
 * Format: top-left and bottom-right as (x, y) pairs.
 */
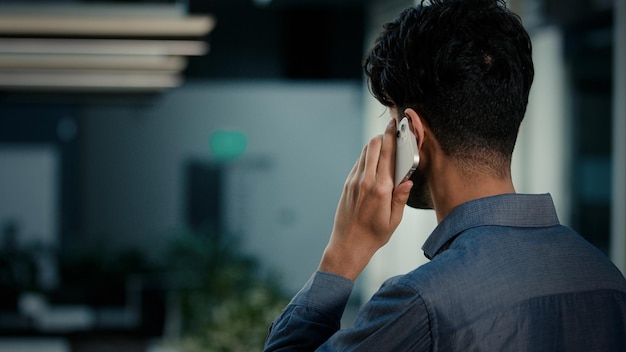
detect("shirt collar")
(422, 193), (560, 260)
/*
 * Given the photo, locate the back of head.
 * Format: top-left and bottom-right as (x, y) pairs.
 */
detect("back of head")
(364, 0), (534, 175)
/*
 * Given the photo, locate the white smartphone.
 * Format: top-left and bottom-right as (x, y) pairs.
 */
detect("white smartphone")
(395, 117), (420, 186)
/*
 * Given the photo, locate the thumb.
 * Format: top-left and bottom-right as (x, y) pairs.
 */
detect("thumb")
(390, 181), (412, 224)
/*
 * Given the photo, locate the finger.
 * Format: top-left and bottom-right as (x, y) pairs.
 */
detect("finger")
(347, 144), (366, 181)
(390, 180), (412, 225)
(344, 143), (369, 206)
(356, 143), (368, 180)
(363, 135), (383, 184)
(377, 119), (397, 182)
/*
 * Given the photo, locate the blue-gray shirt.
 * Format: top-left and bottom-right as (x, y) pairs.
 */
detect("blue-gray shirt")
(264, 194), (626, 351)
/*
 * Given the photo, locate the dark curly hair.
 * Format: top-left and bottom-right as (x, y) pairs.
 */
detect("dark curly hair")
(363, 0), (534, 174)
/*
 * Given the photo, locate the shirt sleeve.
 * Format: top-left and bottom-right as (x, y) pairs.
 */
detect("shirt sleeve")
(264, 271), (354, 351)
(264, 272), (433, 352)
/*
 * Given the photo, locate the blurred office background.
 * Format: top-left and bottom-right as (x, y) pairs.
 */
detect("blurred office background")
(0, 0), (623, 351)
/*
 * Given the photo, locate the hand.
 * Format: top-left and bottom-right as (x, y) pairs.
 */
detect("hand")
(318, 119), (413, 281)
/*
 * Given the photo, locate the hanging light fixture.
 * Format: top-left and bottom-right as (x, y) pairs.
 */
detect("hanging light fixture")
(0, 2), (216, 92)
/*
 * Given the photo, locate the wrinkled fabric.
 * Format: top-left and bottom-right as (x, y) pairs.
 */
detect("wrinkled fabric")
(264, 193), (626, 351)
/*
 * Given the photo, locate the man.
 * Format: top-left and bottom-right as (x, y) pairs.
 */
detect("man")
(264, 0), (626, 350)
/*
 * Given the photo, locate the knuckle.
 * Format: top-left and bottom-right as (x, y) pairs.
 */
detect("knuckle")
(373, 182), (388, 197)
(369, 136), (383, 148)
(360, 177), (374, 191)
(344, 176), (357, 191)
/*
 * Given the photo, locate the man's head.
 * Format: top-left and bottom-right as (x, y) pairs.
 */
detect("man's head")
(363, 0), (534, 208)
(364, 0), (534, 163)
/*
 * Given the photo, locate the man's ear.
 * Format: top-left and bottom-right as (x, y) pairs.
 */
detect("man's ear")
(404, 108), (425, 150)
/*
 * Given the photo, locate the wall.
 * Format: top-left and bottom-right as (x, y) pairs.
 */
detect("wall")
(512, 26), (570, 223)
(80, 80), (363, 294)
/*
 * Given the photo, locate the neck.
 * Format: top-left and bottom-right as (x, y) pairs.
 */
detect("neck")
(428, 160), (516, 223)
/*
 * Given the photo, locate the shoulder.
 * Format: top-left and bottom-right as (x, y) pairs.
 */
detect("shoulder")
(375, 261), (457, 308)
